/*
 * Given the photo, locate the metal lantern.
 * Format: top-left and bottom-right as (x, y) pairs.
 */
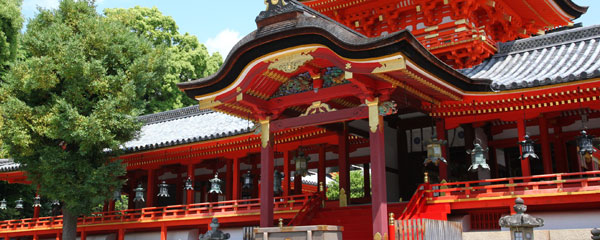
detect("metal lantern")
(157, 181), (170, 198)
(294, 149), (310, 177)
(33, 195), (41, 208)
(0, 199), (6, 210)
(51, 200), (60, 206)
(242, 171), (253, 190)
(113, 189), (123, 203)
(15, 198), (23, 209)
(133, 183), (145, 203)
(518, 135), (539, 160)
(577, 130), (596, 163)
(424, 135), (447, 166)
(467, 139), (490, 172)
(274, 170), (284, 195)
(184, 177), (194, 191)
(209, 173), (223, 194)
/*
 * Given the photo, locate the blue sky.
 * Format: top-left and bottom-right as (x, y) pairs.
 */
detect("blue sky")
(20, 0), (600, 57)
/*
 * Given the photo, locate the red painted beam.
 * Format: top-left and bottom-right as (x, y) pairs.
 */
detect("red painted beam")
(271, 106), (368, 131)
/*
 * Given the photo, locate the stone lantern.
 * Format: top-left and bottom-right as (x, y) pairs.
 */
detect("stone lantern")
(499, 198), (544, 240)
(199, 218), (230, 240)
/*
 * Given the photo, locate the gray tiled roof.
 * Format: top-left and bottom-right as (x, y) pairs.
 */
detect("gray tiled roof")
(460, 25), (600, 90)
(124, 105), (254, 152)
(0, 159), (20, 173)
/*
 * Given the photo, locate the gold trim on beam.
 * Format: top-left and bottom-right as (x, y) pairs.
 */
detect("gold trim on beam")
(371, 57), (406, 74)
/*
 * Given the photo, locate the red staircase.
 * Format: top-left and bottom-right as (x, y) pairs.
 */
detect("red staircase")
(287, 192), (323, 226)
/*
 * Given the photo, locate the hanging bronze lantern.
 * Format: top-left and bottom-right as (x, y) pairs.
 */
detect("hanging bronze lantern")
(113, 189), (122, 203)
(577, 130), (597, 163)
(157, 181), (170, 198)
(51, 200), (60, 206)
(184, 177), (194, 191)
(133, 183), (145, 203)
(242, 171), (253, 190)
(467, 139), (490, 172)
(0, 199), (6, 210)
(424, 134), (447, 166)
(209, 173), (223, 194)
(33, 195), (41, 208)
(294, 149), (310, 177)
(274, 170), (284, 195)
(519, 134), (539, 160)
(15, 198), (24, 209)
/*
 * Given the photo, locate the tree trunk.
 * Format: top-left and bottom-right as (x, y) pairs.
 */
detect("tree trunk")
(62, 206), (78, 240)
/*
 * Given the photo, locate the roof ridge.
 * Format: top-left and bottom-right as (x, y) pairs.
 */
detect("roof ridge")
(497, 25), (600, 55)
(138, 105), (211, 125)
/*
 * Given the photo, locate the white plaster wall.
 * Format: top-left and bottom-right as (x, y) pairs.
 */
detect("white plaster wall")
(463, 228), (595, 240)
(501, 210), (600, 230)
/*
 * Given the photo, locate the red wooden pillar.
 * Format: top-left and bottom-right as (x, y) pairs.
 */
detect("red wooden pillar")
(294, 173), (302, 194)
(367, 98), (388, 238)
(102, 201), (108, 212)
(318, 144), (327, 195)
(33, 234), (39, 240)
(517, 120), (531, 177)
(539, 115), (553, 174)
(554, 126), (568, 173)
(118, 229), (125, 240)
(436, 120), (448, 181)
(226, 159), (233, 200)
(108, 200), (115, 211)
(338, 123), (350, 203)
(56, 232), (61, 240)
(259, 119), (275, 227)
(176, 167), (183, 204)
(187, 164), (195, 204)
(161, 225), (167, 240)
(232, 157), (240, 200)
(146, 169), (156, 207)
(283, 151), (291, 197)
(80, 230), (86, 240)
(33, 203), (40, 219)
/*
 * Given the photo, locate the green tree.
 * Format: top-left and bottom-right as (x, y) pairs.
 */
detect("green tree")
(0, 0), (23, 158)
(0, 1), (166, 239)
(326, 170), (367, 200)
(0, 0), (23, 76)
(104, 6), (223, 113)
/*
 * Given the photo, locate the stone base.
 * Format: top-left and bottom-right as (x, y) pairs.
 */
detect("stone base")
(463, 229), (594, 240)
(254, 225), (343, 240)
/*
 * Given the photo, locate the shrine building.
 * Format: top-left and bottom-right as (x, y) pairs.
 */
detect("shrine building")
(1, 0), (600, 239)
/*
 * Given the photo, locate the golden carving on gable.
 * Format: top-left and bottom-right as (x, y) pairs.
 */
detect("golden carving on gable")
(300, 101), (337, 117)
(372, 57), (406, 73)
(198, 97), (222, 110)
(267, 49), (316, 74)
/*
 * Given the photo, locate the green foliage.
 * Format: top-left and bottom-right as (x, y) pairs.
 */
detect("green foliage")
(0, 0), (23, 76)
(104, 6), (223, 114)
(0, 0), (162, 218)
(326, 170), (367, 200)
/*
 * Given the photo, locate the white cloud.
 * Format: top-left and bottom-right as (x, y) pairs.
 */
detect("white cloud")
(205, 29), (243, 58)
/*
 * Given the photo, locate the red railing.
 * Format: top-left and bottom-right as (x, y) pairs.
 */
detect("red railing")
(287, 192), (322, 226)
(400, 171), (600, 220)
(399, 183), (430, 220)
(429, 171), (600, 201)
(0, 194), (310, 232)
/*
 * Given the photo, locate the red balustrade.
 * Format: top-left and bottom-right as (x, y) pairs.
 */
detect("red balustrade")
(429, 171), (600, 201)
(400, 171), (600, 220)
(0, 194), (310, 232)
